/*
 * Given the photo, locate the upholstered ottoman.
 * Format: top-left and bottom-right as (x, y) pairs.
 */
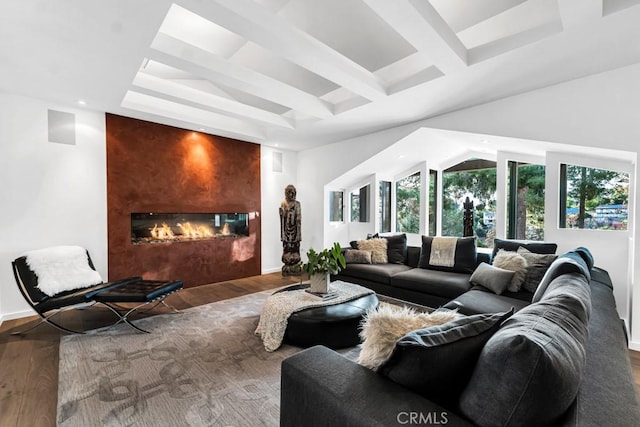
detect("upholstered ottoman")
(275, 284), (379, 349)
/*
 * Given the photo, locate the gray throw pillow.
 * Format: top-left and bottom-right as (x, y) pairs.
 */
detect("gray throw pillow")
(492, 249), (528, 292)
(517, 247), (557, 293)
(459, 274), (591, 427)
(470, 262), (515, 295)
(380, 310), (513, 409)
(344, 249), (372, 264)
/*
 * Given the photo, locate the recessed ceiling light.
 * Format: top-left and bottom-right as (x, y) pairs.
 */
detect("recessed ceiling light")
(481, 139), (489, 144)
(274, 143), (279, 147)
(198, 128), (205, 132)
(77, 99), (87, 105)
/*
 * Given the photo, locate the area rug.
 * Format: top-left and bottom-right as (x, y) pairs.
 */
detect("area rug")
(57, 289), (359, 426)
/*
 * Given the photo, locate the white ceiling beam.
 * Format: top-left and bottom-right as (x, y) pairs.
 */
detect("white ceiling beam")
(121, 91), (266, 140)
(187, 0), (387, 101)
(557, 0), (603, 29)
(363, 0), (468, 74)
(150, 33), (333, 119)
(132, 72), (294, 129)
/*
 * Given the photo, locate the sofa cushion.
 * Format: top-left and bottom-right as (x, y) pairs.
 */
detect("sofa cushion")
(444, 289), (530, 316)
(391, 268), (472, 299)
(358, 304), (459, 370)
(532, 254), (590, 303)
(358, 238), (388, 264)
(339, 263), (412, 285)
(517, 247), (557, 293)
(469, 262), (515, 295)
(492, 249), (528, 292)
(344, 249), (372, 264)
(380, 310), (513, 409)
(418, 236), (477, 274)
(372, 233), (408, 264)
(491, 238), (558, 259)
(574, 246), (594, 270)
(459, 274), (591, 427)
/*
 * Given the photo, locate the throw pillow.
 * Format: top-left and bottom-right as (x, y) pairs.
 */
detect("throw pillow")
(574, 246), (594, 270)
(459, 275), (590, 426)
(469, 262), (515, 295)
(357, 238), (388, 264)
(358, 304), (459, 370)
(380, 233), (408, 264)
(491, 238), (558, 260)
(517, 247), (557, 293)
(380, 310), (513, 409)
(418, 236), (477, 274)
(532, 253), (591, 303)
(492, 249), (528, 292)
(344, 249), (372, 264)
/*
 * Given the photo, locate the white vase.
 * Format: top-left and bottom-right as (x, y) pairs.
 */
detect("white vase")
(309, 272), (330, 294)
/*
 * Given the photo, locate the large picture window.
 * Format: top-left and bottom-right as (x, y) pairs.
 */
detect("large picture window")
(329, 191), (343, 222)
(428, 169), (437, 236)
(442, 159), (496, 246)
(379, 181), (391, 232)
(396, 172), (421, 233)
(507, 162), (545, 240)
(559, 164), (629, 230)
(350, 185), (370, 222)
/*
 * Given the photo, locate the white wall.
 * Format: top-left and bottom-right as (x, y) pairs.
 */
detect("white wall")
(0, 92), (107, 321)
(260, 146), (298, 273)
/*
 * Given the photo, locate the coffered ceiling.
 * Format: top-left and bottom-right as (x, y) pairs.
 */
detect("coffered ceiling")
(1, 0), (640, 150)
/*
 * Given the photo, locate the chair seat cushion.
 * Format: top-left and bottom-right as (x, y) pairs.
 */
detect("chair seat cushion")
(338, 264), (412, 285)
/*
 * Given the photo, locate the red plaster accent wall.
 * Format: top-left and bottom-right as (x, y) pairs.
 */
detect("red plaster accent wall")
(106, 114), (261, 288)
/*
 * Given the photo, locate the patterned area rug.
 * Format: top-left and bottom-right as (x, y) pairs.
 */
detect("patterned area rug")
(57, 289), (359, 426)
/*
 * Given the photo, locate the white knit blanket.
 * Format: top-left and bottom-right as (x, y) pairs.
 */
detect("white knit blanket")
(430, 237), (457, 267)
(25, 246), (103, 297)
(255, 281), (374, 352)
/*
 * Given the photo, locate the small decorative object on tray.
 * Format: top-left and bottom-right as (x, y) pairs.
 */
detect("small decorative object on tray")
(305, 289), (338, 300)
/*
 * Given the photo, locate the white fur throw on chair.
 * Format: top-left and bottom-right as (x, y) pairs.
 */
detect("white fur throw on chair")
(25, 246), (103, 297)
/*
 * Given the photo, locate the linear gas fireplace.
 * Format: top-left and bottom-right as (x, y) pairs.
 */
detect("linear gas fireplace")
(131, 212), (249, 244)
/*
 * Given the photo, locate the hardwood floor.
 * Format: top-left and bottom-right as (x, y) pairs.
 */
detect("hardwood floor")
(0, 272), (299, 427)
(1, 272), (640, 426)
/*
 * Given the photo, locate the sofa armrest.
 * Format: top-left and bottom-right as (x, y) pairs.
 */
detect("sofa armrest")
(281, 345), (473, 427)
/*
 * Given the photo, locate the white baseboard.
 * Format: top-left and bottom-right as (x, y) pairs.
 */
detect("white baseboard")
(261, 266), (282, 274)
(0, 308), (36, 324)
(629, 341), (640, 352)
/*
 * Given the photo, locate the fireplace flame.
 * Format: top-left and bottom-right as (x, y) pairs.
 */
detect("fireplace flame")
(150, 223), (175, 240)
(177, 222), (214, 239)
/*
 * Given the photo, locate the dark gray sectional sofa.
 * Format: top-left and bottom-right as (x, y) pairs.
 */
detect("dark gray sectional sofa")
(282, 241), (640, 426)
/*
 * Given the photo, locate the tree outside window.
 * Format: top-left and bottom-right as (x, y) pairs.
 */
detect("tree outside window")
(442, 160), (496, 247)
(507, 163), (545, 240)
(396, 172), (420, 233)
(560, 164), (628, 230)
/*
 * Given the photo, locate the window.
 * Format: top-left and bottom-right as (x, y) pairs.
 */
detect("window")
(442, 159), (496, 246)
(560, 164), (629, 230)
(350, 185), (370, 222)
(329, 191), (343, 222)
(428, 169), (437, 236)
(396, 172), (420, 233)
(379, 181), (391, 232)
(507, 162), (545, 240)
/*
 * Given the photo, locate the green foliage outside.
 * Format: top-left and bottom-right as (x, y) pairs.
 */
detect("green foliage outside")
(442, 168), (497, 246)
(396, 172), (420, 233)
(512, 164), (546, 240)
(565, 165), (628, 230)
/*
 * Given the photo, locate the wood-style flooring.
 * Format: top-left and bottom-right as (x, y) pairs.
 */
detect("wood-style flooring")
(1, 272), (640, 426)
(0, 272), (299, 427)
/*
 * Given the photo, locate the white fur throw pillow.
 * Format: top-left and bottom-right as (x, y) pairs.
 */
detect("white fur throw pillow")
(358, 304), (459, 370)
(492, 249), (528, 292)
(25, 245), (103, 297)
(357, 238), (388, 264)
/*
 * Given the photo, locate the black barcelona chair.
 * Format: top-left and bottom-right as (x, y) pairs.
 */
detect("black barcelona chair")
(11, 249), (183, 334)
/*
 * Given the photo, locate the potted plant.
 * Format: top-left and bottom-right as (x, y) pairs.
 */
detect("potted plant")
(302, 242), (346, 294)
